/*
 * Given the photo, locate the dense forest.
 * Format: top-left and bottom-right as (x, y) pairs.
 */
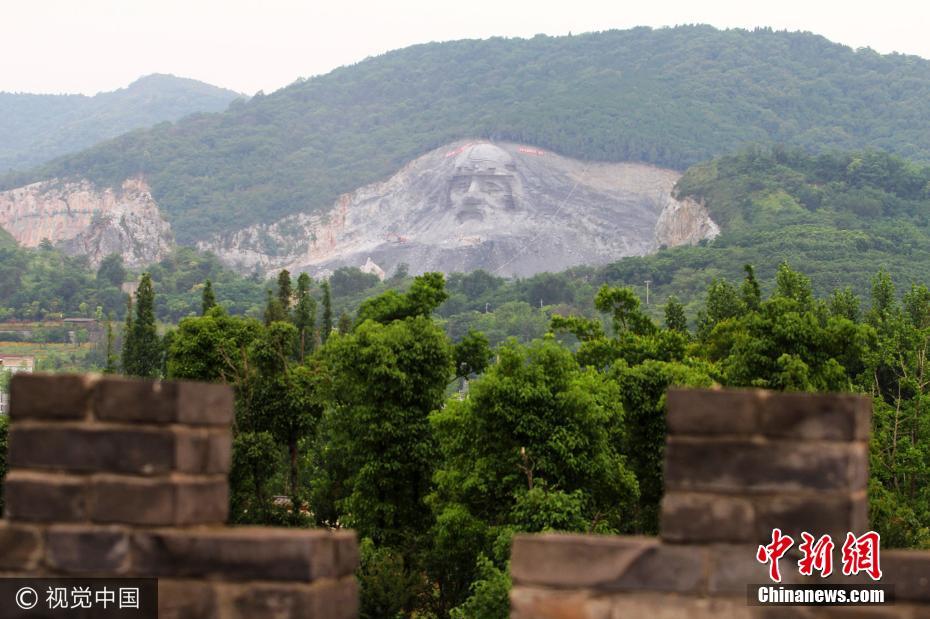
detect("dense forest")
(0, 74), (241, 172)
(3, 262), (927, 618)
(8, 27), (930, 241)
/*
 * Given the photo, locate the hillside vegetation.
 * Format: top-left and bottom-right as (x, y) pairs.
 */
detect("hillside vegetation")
(0, 74), (241, 172)
(8, 26), (930, 242)
(601, 147), (930, 315)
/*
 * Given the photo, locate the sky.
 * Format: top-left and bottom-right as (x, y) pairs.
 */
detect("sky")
(2, 0), (929, 96)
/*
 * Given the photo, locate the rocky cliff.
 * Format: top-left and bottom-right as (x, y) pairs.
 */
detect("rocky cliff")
(0, 178), (173, 267)
(199, 141), (719, 278)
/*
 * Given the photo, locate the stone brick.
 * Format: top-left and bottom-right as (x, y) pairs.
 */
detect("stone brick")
(10, 373), (92, 420)
(665, 438), (868, 493)
(8, 426), (176, 475)
(708, 544), (807, 594)
(667, 388), (762, 436)
(44, 525), (129, 574)
(131, 528), (347, 581)
(90, 475), (227, 526)
(0, 523), (43, 570)
(661, 491), (755, 543)
(882, 550), (930, 603)
(91, 476), (174, 525)
(175, 381), (234, 427)
(613, 543), (707, 592)
(174, 428), (232, 474)
(333, 531), (361, 577)
(174, 477), (229, 525)
(510, 586), (612, 619)
(93, 376), (179, 423)
(759, 392), (872, 441)
(511, 533), (658, 589)
(753, 492), (868, 546)
(224, 577), (359, 619)
(157, 580), (218, 619)
(4, 471), (88, 522)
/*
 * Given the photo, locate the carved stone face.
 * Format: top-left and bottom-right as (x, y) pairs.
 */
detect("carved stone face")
(447, 144), (518, 223)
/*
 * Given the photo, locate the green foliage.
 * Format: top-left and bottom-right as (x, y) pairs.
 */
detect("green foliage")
(201, 279), (216, 315)
(96, 254), (126, 289)
(121, 274), (162, 377)
(317, 312), (453, 545)
(450, 554), (511, 619)
(453, 329), (492, 378)
(14, 28), (930, 242)
(0, 74), (240, 172)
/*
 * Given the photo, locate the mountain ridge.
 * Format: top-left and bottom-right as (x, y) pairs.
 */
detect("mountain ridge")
(0, 73), (242, 172)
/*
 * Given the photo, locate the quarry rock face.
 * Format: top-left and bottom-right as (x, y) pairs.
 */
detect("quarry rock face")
(199, 140), (719, 278)
(0, 178), (173, 267)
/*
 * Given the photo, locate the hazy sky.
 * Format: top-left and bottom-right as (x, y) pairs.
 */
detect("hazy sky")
(3, 0), (929, 96)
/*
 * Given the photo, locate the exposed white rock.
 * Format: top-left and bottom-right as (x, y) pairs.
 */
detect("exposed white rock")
(0, 178), (173, 267)
(199, 140), (719, 277)
(360, 257), (386, 281)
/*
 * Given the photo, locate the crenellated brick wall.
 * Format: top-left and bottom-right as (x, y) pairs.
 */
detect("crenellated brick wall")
(0, 373), (359, 619)
(511, 388), (930, 618)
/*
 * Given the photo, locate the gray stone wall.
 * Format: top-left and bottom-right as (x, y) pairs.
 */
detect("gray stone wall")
(0, 373), (359, 619)
(511, 388), (930, 618)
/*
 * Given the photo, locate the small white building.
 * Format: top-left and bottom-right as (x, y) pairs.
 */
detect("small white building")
(0, 355), (35, 414)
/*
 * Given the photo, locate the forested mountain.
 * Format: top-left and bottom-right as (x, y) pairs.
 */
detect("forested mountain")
(7, 26), (930, 243)
(600, 147), (930, 315)
(0, 74), (241, 172)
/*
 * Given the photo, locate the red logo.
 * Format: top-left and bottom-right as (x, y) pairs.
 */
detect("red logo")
(758, 530), (882, 582)
(841, 531), (883, 581)
(757, 528), (795, 583)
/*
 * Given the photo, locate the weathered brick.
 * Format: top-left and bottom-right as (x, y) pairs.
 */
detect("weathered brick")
(708, 544), (806, 594)
(131, 528), (349, 581)
(223, 577), (359, 619)
(665, 438), (868, 493)
(9, 426), (176, 475)
(613, 543), (707, 592)
(157, 580), (218, 619)
(332, 530), (361, 577)
(667, 388), (762, 436)
(759, 392), (872, 441)
(93, 376), (179, 423)
(882, 550), (930, 603)
(4, 471), (88, 522)
(45, 525), (129, 574)
(510, 587), (612, 619)
(753, 492), (868, 546)
(91, 476), (175, 525)
(174, 477), (229, 525)
(511, 533), (658, 589)
(9, 373), (92, 420)
(0, 522), (43, 570)
(90, 475), (227, 526)
(661, 491), (755, 543)
(175, 381), (234, 426)
(174, 428), (232, 474)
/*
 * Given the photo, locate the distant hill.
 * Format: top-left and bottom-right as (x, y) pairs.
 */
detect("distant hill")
(0, 74), (242, 172)
(8, 26), (930, 245)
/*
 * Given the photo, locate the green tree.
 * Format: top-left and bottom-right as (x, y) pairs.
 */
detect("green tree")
(321, 281), (333, 344)
(663, 295), (688, 333)
(122, 274), (162, 377)
(96, 254), (126, 288)
(202, 279), (217, 315)
(294, 273), (317, 360)
(263, 289), (287, 326)
(277, 269), (293, 313)
(429, 338), (639, 612)
(104, 313), (117, 374)
(453, 330), (492, 378)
